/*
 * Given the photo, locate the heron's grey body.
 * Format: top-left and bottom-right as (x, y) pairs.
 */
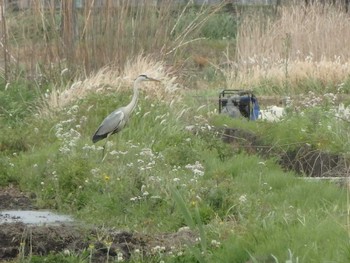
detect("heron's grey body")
(92, 74), (159, 143)
(92, 108), (128, 143)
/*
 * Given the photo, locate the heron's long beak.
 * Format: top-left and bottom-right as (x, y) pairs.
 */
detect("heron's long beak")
(147, 77), (161, 82)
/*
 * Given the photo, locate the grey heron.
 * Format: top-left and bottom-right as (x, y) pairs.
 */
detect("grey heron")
(92, 74), (160, 144)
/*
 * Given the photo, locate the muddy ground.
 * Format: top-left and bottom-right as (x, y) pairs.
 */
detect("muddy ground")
(221, 127), (350, 180)
(0, 186), (197, 262)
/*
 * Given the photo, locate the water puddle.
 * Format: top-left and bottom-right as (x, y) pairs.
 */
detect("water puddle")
(0, 210), (74, 225)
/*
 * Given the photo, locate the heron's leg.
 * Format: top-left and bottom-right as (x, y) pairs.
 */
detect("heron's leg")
(101, 133), (112, 162)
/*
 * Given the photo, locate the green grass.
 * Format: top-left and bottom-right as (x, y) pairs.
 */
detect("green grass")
(1, 3), (350, 262)
(1, 77), (349, 262)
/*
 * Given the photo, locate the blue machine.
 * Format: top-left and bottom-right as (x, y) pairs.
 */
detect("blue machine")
(219, 90), (260, 120)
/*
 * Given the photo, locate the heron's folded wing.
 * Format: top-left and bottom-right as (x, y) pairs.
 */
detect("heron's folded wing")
(94, 110), (125, 137)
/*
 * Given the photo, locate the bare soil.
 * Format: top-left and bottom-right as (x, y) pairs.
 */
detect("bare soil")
(0, 187), (36, 210)
(221, 127), (349, 178)
(0, 186), (197, 262)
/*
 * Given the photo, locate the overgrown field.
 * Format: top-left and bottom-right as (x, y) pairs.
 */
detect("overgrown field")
(1, 1), (350, 262)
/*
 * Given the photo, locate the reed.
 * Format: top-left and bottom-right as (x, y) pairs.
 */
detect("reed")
(231, 2), (350, 92)
(2, 0), (224, 82)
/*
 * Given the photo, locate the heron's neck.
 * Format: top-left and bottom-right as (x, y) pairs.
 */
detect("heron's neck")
(124, 81), (139, 116)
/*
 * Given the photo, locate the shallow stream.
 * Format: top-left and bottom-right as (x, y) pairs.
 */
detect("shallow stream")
(0, 210), (74, 225)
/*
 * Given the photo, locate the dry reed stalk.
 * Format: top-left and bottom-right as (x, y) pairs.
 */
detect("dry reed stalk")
(221, 58), (350, 93)
(5, 0), (225, 81)
(165, 1), (225, 56)
(231, 3), (350, 91)
(237, 3), (350, 61)
(1, 0), (8, 82)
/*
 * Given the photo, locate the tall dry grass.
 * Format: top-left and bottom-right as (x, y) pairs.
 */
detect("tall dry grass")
(229, 2), (350, 92)
(2, 0), (224, 83)
(38, 54), (182, 116)
(1, 0), (227, 114)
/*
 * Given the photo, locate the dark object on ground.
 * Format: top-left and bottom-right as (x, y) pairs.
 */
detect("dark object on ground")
(219, 90), (260, 120)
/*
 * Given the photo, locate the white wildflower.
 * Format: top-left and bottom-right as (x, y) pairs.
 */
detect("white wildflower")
(140, 148), (154, 157)
(239, 194), (247, 203)
(106, 141), (114, 148)
(82, 144), (92, 151)
(80, 116), (88, 123)
(90, 168), (100, 176)
(109, 150), (119, 155)
(193, 169), (204, 176)
(117, 252), (124, 262)
(211, 240), (221, 247)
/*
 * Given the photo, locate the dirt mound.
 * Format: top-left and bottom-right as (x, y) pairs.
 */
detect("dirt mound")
(0, 223), (160, 262)
(0, 223), (196, 262)
(0, 223), (86, 260)
(278, 145), (347, 177)
(0, 187), (197, 262)
(0, 186), (36, 210)
(221, 127), (349, 178)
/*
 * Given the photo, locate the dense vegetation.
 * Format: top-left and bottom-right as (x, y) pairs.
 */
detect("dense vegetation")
(1, 1), (350, 262)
